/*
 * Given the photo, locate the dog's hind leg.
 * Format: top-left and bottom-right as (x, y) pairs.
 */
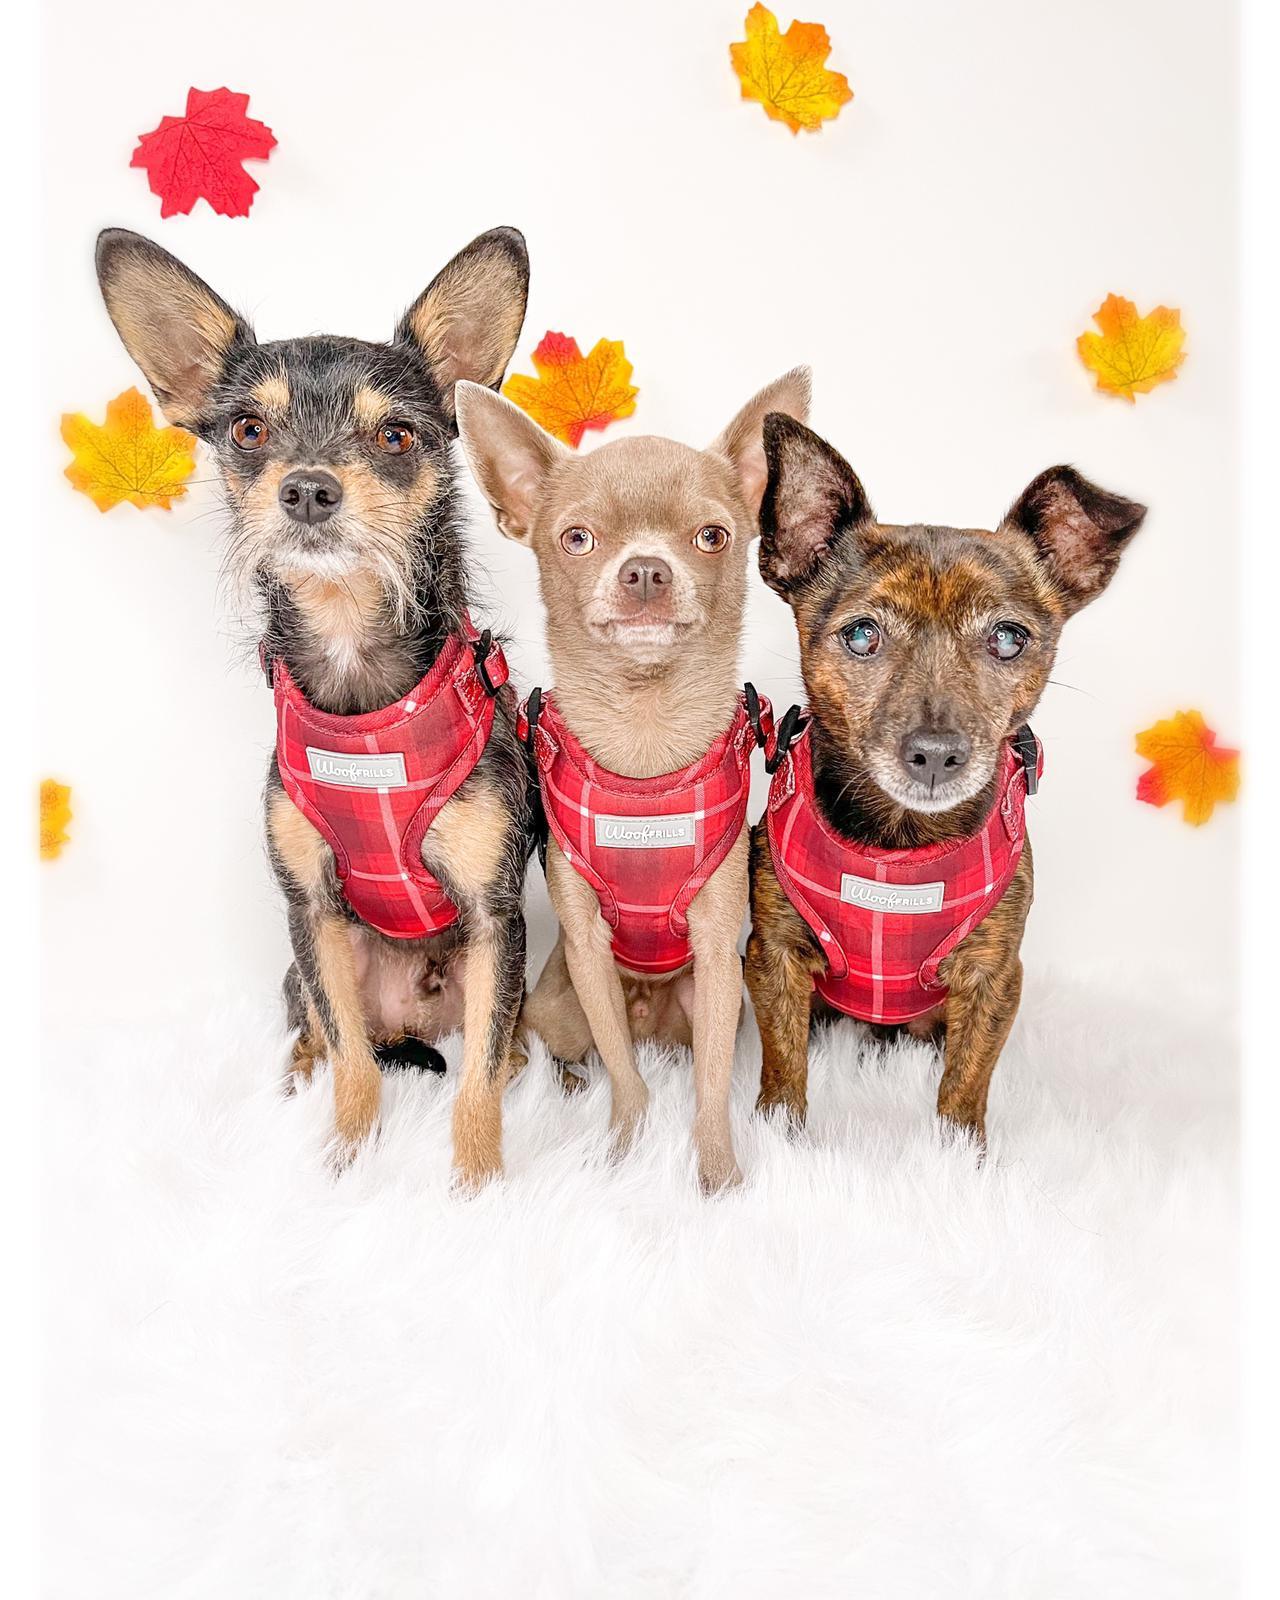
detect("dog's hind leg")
(522, 934), (593, 1093)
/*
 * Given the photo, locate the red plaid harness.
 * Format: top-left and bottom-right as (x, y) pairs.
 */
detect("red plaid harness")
(268, 617), (509, 940)
(766, 718), (1042, 1024)
(520, 687), (771, 977)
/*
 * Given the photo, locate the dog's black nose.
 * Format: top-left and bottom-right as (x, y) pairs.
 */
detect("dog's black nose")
(901, 729), (971, 787)
(279, 469), (343, 526)
(618, 556), (672, 603)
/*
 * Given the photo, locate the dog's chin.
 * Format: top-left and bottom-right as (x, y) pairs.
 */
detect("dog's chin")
(589, 614), (692, 658)
(867, 756), (997, 816)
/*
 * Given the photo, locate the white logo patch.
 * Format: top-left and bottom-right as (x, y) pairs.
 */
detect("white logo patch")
(305, 747), (408, 789)
(840, 874), (945, 914)
(593, 814), (696, 849)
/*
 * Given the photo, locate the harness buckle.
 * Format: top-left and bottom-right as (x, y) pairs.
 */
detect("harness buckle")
(1013, 723), (1039, 795)
(259, 640), (275, 686)
(523, 686), (543, 752)
(744, 682), (769, 750)
(766, 704), (806, 775)
(472, 629), (505, 697)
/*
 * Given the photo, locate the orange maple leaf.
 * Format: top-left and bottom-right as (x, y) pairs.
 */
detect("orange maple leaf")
(730, 4), (853, 134)
(502, 333), (638, 447)
(61, 387), (197, 511)
(1077, 294), (1186, 402)
(40, 779), (73, 860)
(1135, 711), (1239, 826)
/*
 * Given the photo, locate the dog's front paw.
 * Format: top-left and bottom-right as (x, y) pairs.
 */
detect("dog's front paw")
(450, 1154), (505, 1195)
(607, 1082), (650, 1156)
(333, 1071), (380, 1156)
(697, 1146), (744, 1195)
(754, 1085), (807, 1132)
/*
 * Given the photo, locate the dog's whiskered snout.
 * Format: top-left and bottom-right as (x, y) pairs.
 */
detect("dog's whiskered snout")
(899, 728), (971, 788)
(279, 469), (343, 527)
(617, 555), (672, 605)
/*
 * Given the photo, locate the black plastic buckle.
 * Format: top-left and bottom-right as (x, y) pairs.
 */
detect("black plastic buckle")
(1013, 723), (1039, 795)
(766, 703), (805, 775)
(524, 685), (543, 752)
(259, 641), (275, 686)
(744, 682), (766, 749)
(472, 629), (501, 697)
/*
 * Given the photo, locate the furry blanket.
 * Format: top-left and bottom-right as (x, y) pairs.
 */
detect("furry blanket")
(45, 970), (1235, 1598)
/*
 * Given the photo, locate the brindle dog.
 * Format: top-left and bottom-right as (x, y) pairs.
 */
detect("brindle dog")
(95, 227), (534, 1184)
(746, 414), (1146, 1143)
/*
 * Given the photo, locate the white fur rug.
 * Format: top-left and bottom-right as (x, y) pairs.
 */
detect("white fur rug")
(44, 971), (1235, 1599)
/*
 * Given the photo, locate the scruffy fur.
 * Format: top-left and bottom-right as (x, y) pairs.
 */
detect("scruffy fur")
(746, 415), (1146, 1142)
(95, 226), (534, 1185)
(456, 370), (811, 1189)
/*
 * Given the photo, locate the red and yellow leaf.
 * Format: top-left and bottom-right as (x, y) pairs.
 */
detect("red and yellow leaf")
(1135, 710), (1239, 826)
(730, 4), (853, 134)
(61, 388), (197, 512)
(131, 86), (276, 219)
(40, 780), (73, 860)
(502, 332), (638, 447)
(1077, 294), (1185, 402)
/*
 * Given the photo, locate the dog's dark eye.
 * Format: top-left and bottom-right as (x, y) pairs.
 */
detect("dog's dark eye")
(560, 526), (596, 555)
(840, 618), (882, 658)
(376, 422), (415, 455)
(987, 622), (1030, 661)
(694, 524), (731, 554)
(230, 415), (269, 451)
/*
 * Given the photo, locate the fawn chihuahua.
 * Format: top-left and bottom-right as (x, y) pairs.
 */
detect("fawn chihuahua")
(456, 370), (810, 1190)
(95, 226), (535, 1184)
(746, 416), (1145, 1143)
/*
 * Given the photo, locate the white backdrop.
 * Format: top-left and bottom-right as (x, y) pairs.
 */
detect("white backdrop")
(41, 0), (1238, 1033)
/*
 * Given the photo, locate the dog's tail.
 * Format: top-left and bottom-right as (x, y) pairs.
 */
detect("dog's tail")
(374, 1037), (447, 1075)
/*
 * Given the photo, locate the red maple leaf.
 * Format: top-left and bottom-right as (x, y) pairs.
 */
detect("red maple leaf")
(130, 87), (276, 219)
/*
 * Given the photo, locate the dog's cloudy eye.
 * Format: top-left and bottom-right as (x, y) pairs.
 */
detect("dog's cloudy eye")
(377, 422), (415, 455)
(694, 524), (731, 554)
(560, 526), (596, 556)
(230, 415), (269, 451)
(987, 622), (1030, 661)
(840, 618), (882, 658)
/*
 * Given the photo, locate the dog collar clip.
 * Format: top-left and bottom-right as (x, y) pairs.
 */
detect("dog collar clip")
(1012, 723), (1039, 796)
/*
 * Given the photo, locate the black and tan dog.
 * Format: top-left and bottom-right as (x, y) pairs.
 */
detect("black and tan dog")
(746, 415), (1145, 1143)
(95, 227), (535, 1184)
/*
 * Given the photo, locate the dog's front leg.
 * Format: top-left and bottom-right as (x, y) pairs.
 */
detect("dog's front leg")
(288, 903), (381, 1154)
(450, 900), (526, 1189)
(744, 825), (823, 1128)
(545, 841), (650, 1149)
(685, 832), (750, 1192)
(935, 847), (1033, 1146)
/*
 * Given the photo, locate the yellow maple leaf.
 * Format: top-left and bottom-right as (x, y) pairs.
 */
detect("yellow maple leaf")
(1077, 294), (1186, 402)
(40, 779), (73, 860)
(502, 332), (638, 447)
(61, 387), (197, 511)
(1135, 710), (1239, 826)
(730, 4), (853, 134)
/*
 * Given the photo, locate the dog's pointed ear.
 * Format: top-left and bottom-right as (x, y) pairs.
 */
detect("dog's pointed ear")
(95, 229), (254, 427)
(710, 366), (811, 517)
(999, 466), (1146, 613)
(397, 228), (530, 431)
(758, 414), (873, 597)
(455, 382), (568, 545)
